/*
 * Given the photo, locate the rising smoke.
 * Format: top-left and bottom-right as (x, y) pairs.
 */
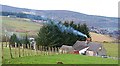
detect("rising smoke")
(45, 19), (88, 38)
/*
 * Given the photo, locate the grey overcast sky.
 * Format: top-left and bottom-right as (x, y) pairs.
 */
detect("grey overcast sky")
(0, 0), (119, 17)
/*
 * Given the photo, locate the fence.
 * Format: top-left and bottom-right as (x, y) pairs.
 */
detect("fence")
(1, 42), (66, 63)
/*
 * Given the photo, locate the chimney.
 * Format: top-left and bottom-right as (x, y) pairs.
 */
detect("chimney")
(85, 38), (91, 46)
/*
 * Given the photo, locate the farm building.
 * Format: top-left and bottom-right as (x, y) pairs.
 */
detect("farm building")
(73, 41), (107, 56)
(59, 45), (74, 54)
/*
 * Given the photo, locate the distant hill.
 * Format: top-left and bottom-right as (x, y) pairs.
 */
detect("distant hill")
(1, 16), (116, 42)
(1, 4), (118, 31)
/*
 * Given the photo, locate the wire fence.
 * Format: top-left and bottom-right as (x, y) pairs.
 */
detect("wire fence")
(1, 42), (66, 62)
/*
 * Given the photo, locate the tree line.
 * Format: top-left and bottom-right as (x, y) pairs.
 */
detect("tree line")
(9, 34), (30, 48)
(36, 21), (91, 47)
(1, 11), (46, 21)
(8, 21), (90, 48)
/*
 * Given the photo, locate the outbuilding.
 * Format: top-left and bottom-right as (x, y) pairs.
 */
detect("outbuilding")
(59, 45), (74, 54)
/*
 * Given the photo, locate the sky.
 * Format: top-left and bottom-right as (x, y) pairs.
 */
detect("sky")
(0, 0), (119, 17)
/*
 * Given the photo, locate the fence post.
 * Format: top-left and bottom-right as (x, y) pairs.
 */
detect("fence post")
(55, 47), (58, 54)
(58, 47), (60, 54)
(22, 44), (24, 57)
(48, 47), (50, 55)
(42, 46), (44, 55)
(39, 45), (41, 55)
(52, 47), (54, 55)
(43, 46), (45, 55)
(44, 46), (46, 55)
(14, 43), (17, 58)
(35, 45), (38, 55)
(18, 44), (21, 57)
(9, 44), (13, 59)
(40, 46), (41, 55)
(29, 44), (32, 56)
(34, 45), (36, 56)
(46, 47), (48, 55)
(36, 45), (38, 55)
(24, 44), (26, 56)
(2, 42), (4, 63)
(38, 45), (40, 55)
(5, 35), (7, 47)
(27, 44), (30, 56)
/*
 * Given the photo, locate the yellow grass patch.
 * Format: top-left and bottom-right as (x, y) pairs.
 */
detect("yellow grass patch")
(90, 32), (115, 42)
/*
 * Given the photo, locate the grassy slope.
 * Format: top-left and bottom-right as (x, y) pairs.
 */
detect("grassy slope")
(90, 32), (115, 42)
(1, 16), (42, 36)
(2, 16), (115, 42)
(102, 43), (118, 57)
(4, 54), (118, 64)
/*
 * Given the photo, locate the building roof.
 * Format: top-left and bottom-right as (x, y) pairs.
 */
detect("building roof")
(60, 45), (74, 52)
(87, 42), (102, 52)
(73, 41), (102, 52)
(73, 41), (88, 51)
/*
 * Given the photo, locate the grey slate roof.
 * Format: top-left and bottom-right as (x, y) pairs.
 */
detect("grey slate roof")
(60, 45), (74, 52)
(73, 41), (107, 56)
(73, 41), (88, 51)
(87, 42), (102, 52)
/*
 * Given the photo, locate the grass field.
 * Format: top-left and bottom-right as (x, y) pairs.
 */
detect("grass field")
(1, 16), (42, 36)
(2, 42), (118, 58)
(102, 43), (118, 57)
(90, 32), (115, 42)
(3, 54), (118, 64)
(2, 43), (118, 64)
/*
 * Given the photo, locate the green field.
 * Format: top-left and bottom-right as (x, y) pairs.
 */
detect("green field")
(3, 54), (118, 64)
(2, 43), (118, 64)
(2, 42), (118, 58)
(102, 43), (118, 57)
(1, 16), (42, 36)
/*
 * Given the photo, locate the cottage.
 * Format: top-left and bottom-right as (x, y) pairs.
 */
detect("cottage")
(59, 45), (74, 54)
(73, 41), (107, 56)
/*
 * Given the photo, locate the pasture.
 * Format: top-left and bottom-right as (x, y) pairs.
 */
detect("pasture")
(4, 53), (118, 64)
(1, 16), (42, 36)
(1, 42), (118, 64)
(102, 42), (118, 57)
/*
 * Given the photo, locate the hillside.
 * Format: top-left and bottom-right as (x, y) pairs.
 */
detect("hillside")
(1, 16), (42, 36)
(1, 4), (118, 32)
(1, 16), (116, 42)
(90, 32), (115, 42)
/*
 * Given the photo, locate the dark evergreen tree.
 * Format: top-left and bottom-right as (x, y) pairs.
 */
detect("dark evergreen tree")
(22, 34), (30, 48)
(9, 34), (17, 44)
(36, 21), (90, 47)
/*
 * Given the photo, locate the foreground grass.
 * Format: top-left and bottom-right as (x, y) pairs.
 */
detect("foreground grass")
(2, 46), (118, 64)
(4, 54), (118, 64)
(2, 42), (118, 58)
